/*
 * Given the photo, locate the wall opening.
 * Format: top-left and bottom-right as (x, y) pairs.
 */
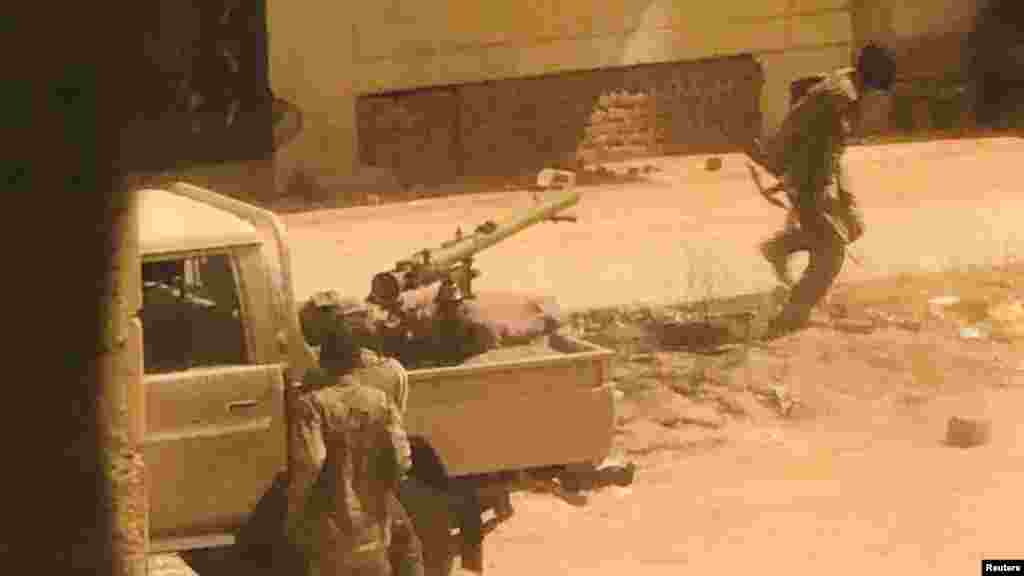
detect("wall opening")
(968, 0), (1024, 127)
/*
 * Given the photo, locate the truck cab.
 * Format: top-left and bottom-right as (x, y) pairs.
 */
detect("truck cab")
(140, 185), (298, 552)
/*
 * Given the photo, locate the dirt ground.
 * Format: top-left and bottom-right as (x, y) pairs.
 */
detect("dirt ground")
(142, 137), (1024, 575)
(146, 260), (1024, 576)
(473, 264), (1024, 576)
(279, 137), (1024, 313)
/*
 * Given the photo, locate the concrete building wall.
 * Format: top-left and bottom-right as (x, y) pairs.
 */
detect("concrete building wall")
(357, 55), (765, 186)
(850, 0), (985, 133)
(888, 1), (981, 39)
(853, 0), (984, 78)
(267, 0), (856, 188)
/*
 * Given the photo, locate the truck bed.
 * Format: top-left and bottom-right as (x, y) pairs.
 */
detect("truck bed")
(403, 332), (617, 478)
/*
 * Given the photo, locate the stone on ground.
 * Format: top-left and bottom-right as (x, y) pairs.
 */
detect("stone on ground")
(945, 416), (992, 448)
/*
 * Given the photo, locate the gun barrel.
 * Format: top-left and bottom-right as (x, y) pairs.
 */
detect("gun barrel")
(428, 188), (579, 267)
(371, 188), (580, 302)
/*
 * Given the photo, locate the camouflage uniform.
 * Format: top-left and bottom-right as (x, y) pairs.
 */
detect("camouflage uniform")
(288, 295), (421, 576)
(287, 374), (414, 576)
(292, 291), (423, 573)
(752, 68), (865, 334)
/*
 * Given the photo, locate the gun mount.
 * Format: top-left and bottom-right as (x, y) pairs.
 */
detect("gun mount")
(365, 186), (579, 367)
(368, 187), (580, 312)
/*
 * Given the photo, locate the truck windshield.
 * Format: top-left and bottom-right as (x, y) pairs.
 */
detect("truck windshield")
(141, 253), (248, 374)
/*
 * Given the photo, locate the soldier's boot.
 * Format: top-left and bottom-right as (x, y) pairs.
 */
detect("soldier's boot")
(760, 240), (794, 287)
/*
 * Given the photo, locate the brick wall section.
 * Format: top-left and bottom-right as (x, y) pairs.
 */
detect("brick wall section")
(458, 72), (611, 177)
(357, 55), (764, 186)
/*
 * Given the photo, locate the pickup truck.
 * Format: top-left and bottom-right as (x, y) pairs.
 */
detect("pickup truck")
(137, 182), (625, 575)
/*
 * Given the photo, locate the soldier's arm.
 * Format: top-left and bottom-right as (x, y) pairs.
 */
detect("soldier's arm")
(834, 155), (866, 242)
(750, 97), (816, 179)
(286, 395), (326, 539)
(834, 154), (855, 200)
(385, 401), (413, 478)
(788, 97), (844, 210)
(739, 136), (784, 179)
(747, 163), (789, 209)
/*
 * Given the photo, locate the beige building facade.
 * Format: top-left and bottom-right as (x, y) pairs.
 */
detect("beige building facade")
(267, 0), (983, 189)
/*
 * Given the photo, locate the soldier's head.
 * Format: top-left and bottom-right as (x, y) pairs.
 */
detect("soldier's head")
(840, 44), (894, 137)
(855, 43), (896, 94)
(300, 291), (378, 348)
(319, 321), (363, 378)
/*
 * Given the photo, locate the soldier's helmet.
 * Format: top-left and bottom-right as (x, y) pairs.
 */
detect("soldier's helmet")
(300, 290), (370, 347)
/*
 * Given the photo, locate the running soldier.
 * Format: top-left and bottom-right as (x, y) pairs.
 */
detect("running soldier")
(743, 44), (896, 338)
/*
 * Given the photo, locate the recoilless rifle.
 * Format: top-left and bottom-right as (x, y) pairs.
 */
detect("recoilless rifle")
(366, 173), (580, 366)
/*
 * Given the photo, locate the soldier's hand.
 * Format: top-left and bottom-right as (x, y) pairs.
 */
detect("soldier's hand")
(748, 163), (788, 209)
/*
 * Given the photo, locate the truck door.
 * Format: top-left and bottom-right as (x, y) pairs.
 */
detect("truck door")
(141, 251), (286, 544)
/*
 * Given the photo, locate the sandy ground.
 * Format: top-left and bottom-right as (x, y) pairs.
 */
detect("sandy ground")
(148, 137), (1024, 575)
(484, 388), (1024, 575)
(481, 322), (1024, 575)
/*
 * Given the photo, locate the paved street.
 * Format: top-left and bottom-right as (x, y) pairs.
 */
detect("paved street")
(283, 137), (1024, 312)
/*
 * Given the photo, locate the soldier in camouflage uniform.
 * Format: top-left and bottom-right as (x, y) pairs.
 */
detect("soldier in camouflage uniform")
(288, 295), (424, 576)
(744, 44), (895, 338)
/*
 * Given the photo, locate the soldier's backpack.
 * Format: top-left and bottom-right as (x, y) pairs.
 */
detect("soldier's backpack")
(311, 392), (402, 571)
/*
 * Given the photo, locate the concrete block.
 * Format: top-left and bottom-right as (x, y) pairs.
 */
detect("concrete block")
(945, 416), (992, 448)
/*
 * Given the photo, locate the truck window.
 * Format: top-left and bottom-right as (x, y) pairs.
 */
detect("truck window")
(141, 254), (248, 374)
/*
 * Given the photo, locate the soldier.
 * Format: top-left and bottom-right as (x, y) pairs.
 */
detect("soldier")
(288, 297), (424, 576)
(742, 44), (895, 338)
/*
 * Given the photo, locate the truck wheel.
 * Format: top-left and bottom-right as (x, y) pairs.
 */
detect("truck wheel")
(182, 473), (302, 576)
(234, 472), (305, 575)
(398, 477), (456, 576)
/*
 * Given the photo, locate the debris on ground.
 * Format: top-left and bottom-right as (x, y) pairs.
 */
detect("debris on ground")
(959, 323), (990, 340)
(618, 419), (729, 456)
(659, 395), (726, 429)
(716, 390), (777, 421)
(656, 319), (735, 351)
(591, 458), (637, 489)
(944, 296), (1024, 343)
(927, 295), (960, 309)
(988, 297), (1024, 341)
(863, 309), (923, 332)
(583, 260), (1024, 463)
(945, 416), (992, 448)
(635, 386), (720, 429)
(831, 317), (877, 334)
